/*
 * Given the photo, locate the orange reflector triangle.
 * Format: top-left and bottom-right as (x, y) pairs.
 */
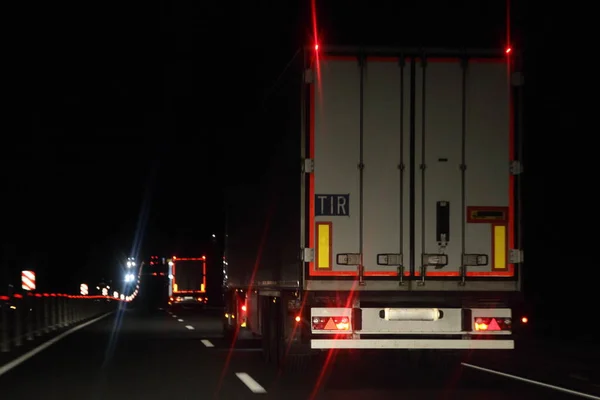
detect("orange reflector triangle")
(324, 318), (337, 330)
(488, 318), (501, 331)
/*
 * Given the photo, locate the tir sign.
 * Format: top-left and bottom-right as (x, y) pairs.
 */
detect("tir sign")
(315, 194), (349, 216)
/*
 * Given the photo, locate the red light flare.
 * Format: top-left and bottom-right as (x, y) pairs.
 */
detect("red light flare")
(310, 0), (323, 97)
(505, 47), (512, 54)
(277, 292), (311, 380)
(506, 0), (511, 53)
(308, 278), (359, 400)
(310, 0), (318, 52)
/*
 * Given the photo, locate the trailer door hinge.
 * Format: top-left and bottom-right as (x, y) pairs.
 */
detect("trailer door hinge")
(509, 249), (524, 264)
(510, 160), (523, 175)
(302, 248), (314, 263)
(303, 158), (314, 174)
(304, 68), (314, 84)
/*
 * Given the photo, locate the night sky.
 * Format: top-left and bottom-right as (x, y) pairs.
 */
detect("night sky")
(1, 1), (593, 336)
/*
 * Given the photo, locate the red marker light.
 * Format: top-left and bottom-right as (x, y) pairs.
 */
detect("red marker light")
(314, 44), (319, 51)
(505, 47), (512, 54)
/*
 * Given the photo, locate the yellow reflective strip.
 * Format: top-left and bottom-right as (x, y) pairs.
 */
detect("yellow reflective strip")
(173, 283), (178, 292)
(201, 283), (205, 292)
(493, 225), (507, 269)
(317, 223), (331, 269)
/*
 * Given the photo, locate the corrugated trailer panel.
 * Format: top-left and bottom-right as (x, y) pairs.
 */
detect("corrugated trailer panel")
(305, 51), (516, 286)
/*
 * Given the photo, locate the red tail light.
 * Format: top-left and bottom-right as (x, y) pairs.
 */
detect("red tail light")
(474, 317), (511, 331)
(312, 316), (350, 331)
(241, 304), (247, 312)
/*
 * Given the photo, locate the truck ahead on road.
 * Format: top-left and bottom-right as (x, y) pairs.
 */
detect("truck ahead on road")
(138, 257), (169, 312)
(168, 256), (208, 311)
(223, 45), (524, 366)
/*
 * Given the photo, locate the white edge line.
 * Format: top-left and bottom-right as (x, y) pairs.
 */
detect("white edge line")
(235, 372), (267, 394)
(0, 312), (114, 378)
(461, 363), (600, 400)
(177, 319), (184, 322)
(185, 325), (195, 330)
(201, 339), (214, 348)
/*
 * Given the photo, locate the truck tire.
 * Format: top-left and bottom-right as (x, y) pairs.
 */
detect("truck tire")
(260, 296), (273, 363)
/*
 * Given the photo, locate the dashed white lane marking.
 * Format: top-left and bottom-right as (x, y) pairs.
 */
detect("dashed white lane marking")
(462, 363), (600, 400)
(177, 319), (184, 322)
(185, 325), (194, 330)
(235, 372), (266, 394)
(172, 315), (177, 318)
(201, 339), (214, 348)
(0, 312), (114, 378)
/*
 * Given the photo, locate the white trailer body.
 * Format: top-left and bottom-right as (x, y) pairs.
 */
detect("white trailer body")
(301, 47), (522, 350)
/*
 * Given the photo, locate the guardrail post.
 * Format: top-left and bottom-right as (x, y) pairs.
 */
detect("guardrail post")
(43, 294), (51, 333)
(65, 295), (71, 325)
(14, 294), (23, 347)
(0, 296), (9, 352)
(25, 293), (34, 341)
(58, 294), (66, 328)
(65, 296), (71, 325)
(35, 293), (43, 337)
(50, 294), (58, 330)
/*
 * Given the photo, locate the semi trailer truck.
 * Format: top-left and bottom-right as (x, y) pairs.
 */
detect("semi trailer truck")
(168, 256), (208, 311)
(223, 44), (524, 366)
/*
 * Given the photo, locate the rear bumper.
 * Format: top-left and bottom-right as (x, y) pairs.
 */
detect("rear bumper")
(170, 302), (205, 310)
(311, 339), (514, 350)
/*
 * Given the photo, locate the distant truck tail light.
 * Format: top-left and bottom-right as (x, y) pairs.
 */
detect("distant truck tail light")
(312, 316), (351, 332)
(474, 317), (511, 331)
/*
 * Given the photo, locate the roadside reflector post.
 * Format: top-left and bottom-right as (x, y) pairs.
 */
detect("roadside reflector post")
(69, 297), (75, 324)
(43, 295), (51, 334)
(72, 298), (77, 323)
(35, 294), (43, 337)
(0, 296), (9, 352)
(58, 295), (66, 328)
(51, 295), (58, 331)
(65, 297), (71, 325)
(65, 295), (71, 325)
(25, 294), (34, 341)
(56, 295), (62, 328)
(14, 295), (23, 347)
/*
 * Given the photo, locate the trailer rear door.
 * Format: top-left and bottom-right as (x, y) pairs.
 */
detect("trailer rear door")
(304, 49), (518, 290)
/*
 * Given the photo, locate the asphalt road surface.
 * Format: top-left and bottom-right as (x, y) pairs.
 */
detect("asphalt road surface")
(0, 305), (598, 400)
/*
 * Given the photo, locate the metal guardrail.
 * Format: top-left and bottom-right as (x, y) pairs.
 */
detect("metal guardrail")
(0, 293), (128, 353)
